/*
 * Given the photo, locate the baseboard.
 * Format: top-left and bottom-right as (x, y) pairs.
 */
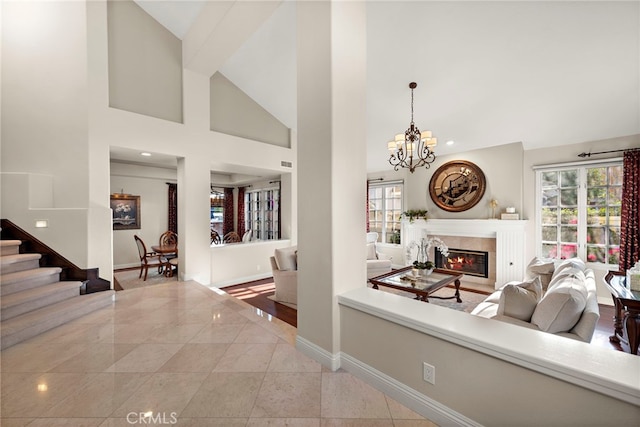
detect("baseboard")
(340, 352), (483, 427)
(295, 335), (341, 371)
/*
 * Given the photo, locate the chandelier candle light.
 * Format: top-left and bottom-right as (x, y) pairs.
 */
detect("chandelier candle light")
(388, 82), (438, 173)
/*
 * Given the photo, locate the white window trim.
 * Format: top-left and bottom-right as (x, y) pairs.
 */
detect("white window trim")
(534, 158), (623, 270)
(369, 179), (404, 246)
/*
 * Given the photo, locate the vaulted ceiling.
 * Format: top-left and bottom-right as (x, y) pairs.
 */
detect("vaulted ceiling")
(132, 1), (639, 172)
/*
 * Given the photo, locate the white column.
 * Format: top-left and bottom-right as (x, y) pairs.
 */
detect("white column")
(177, 156), (212, 284)
(296, 1), (367, 366)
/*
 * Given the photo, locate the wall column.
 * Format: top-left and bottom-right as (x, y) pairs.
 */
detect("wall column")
(296, 1), (367, 366)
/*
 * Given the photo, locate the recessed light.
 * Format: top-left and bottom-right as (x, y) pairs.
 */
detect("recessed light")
(446, 140), (455, 146)
(141, 152), (152, 157)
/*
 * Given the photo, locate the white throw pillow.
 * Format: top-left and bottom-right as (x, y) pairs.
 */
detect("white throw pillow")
(552, 258), (586, 280)
(366, 243), (377, 260)
(498, 284), (539, 321)
(274, 246), (297, 271)
(525, 257), (555, 290)
(531, 275), (587, 334)
(547, 267), (586, 290)
(242, 230), (253, 243)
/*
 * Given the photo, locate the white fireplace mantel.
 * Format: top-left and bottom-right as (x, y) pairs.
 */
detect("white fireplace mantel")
(402, 219), (528, 289)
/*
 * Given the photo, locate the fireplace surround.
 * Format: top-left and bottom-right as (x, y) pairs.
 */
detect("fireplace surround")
(402, 218), (527, 289)
(436, 248), (489, 278)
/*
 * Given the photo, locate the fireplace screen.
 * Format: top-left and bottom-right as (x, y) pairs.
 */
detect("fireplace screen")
(435, 248), (489, 278)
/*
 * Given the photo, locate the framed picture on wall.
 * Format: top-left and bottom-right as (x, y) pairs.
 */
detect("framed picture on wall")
(111, 194), (141, 230)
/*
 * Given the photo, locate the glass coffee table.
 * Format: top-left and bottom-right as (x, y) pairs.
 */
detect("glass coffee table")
(369, 266), (463, 303)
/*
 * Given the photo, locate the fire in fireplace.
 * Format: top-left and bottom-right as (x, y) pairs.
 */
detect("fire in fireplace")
(435, 248), (489, 278)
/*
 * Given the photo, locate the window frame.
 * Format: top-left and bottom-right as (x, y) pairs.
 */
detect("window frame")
(534, 158), (623, 268)
(244, 185), (280, 241)
(368, 180), (404, 245)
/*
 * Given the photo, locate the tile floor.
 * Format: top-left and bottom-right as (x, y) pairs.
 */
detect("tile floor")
(1, 280), (438, 426)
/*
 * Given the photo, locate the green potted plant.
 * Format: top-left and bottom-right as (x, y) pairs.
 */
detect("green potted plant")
(401, 209), (428, 223)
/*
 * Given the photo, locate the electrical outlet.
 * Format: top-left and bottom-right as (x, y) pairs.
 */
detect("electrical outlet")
(423, 362), (435, 385)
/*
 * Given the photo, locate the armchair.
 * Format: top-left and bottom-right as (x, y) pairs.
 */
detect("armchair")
(270, 246), (298, 305)
(366, 232), (392, 279)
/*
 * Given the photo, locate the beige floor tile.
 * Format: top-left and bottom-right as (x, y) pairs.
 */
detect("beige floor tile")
(144, 322), (206, 344)
(188, 322), (244, 343)
(26, 418), (105, 426)
(173, 418), (248, 427)
(175, 305), (227, 324)
(247, 418), (321, 427)
(1, 372), (96, 418)
(1, 342), (88, 373)
(105, 343), (183, 372)
(213, 343), (277, 372)
(320, 372), (391, 419)
(111, 372), (206, 418)
(97, 322), (167, 344)
(321, 420), (394, 427)
(251, 372), (322, 418)
(392, 420), (440, 427)
(267, 343), (322, 373)
(234, 322), (281, 344)
(158, 343), (229, 373)
(180, 372), (264, 417)
(43, 372), (150, 418)
(0, 418), (34, 427)
(48, 343), (137, 373)
(209, 306), (255, 325)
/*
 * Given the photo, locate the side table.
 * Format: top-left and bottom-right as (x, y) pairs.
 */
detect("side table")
(604, 271), (640, 355)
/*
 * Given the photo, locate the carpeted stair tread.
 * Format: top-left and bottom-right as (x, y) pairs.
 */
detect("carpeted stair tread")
(1, 253), (42, 274)
(1, 267), (63, 295)
(0, 290), (115, 349)
(0, 240), (22, 256)
(1, 281), (82, 321)
(1, 267), (62, 285)
(1, 253), (41, 265)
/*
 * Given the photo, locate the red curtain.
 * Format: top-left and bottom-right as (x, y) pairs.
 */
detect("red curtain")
(366, 180), (370, 232)
(620, 149), (640, 271)
(223, 187), (234, 235)
(167, 183), (177, 234)
(237, 187), (246, 237)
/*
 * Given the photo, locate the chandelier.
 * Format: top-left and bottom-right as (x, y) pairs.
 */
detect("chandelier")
(388, 82), (437, 173)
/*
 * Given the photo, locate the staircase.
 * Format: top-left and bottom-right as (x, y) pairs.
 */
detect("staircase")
(0, 240), (115, 350)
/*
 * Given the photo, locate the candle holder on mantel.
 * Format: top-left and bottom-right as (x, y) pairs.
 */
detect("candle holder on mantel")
(489, 199), (499, 219)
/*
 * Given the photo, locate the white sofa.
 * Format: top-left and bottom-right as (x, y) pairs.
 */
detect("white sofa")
(471, 257), (600, 343)
(270, 246), (297, 305)
(366, 232), (392, 279)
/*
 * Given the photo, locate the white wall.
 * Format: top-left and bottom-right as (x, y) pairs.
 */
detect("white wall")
(107, 0), (183, 123)
(110, 162), (176, 269)
(210, 239), (292, 287)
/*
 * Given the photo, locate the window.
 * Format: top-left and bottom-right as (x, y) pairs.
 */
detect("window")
(537, 161), (622, 265)
(245, 187), (280, 240)
(368, 181), (403, 244)
(210, 190), (224, 236)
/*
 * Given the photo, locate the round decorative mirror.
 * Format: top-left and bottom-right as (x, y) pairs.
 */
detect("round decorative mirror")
(428, 160), (486, 212)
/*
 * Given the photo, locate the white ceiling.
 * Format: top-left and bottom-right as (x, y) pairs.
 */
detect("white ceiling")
(129, 1), (639, 173)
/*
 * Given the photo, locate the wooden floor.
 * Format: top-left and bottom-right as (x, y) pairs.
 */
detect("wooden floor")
(223, 278), (633, 355)
(224, 278), (298, 328)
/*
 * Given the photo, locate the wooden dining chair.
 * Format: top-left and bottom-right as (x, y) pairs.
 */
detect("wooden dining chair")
(134, 235), (169, 281)
(159, 231), (178, 260)
(223, 231), (241, 243)
(211, 228), (221, 245)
